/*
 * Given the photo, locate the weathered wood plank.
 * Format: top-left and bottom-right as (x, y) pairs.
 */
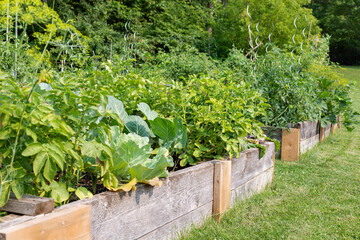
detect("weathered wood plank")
(0, 194), (54, 216)
(230, 142), (274, 189)
(319, 127), (325, 142)
(56, 161), (214, 240)
(331, 124), (336, 134)
(299, 134), (320, 154)
(0, 205), (90, 240)
(138, 202), (213, 240)
(296, 121), (319, 140)
(213, 161), (231, 222)
(337, 116), (342, 129)
(281, 129), (300, 161)
(231, 167), (274, 206)
(0, 215), (21, 224)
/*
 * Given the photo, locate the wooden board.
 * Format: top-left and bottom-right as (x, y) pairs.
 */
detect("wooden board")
(296, 121), (319, 140)
(55, 162), (214, 240)
(331, 124), (336, 134)
(231, 167), (274, 206)
(0, 194), (54, 216)
(338, 116), (342, 129)
(281, 128), (300, 162)
(299, 134), (320, 154)
(0, 205), (90, 240)
(319, 127), (325, 142)
(138, 202), (212, 240)
(0, 215), (21, 223)
(213, 161), (231, 222)
(230, 142), (274, 189)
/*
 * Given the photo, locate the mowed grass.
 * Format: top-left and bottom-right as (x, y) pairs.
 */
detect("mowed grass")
(179, 66), (360, 240)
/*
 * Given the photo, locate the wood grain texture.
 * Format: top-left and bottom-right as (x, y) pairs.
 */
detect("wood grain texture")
(0, 215), (21, 223)
(299, 134), (320, 154)
(0, 194), (54, 216)
(56, 161), (214, 240)
(331, 124), (336, 134)
(231, 167), (274, 206)
(213, 161), (231, 222)
(319, 127), (325, 142)
(230, 142), (275, 190)
(296, 121), (319, 140)
(281, 129), (300, 162)
(138, 202), (212, 240)
(0, 205), (90, 240)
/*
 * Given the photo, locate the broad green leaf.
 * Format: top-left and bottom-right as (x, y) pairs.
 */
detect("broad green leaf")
(22, 143), (43, 156)
(106, 96), (129, 122)
(113, 140), (151, 168)
(25, 128), (38, 142)
(118, 133), (149, 148)
(33, 152), (48, 175)
(12, 165), (27, 179)
(102, 172), (119, 190)
(47, 144), (65, 171)
(43, 159), (57, 182)
(75, 187), (93, 200)
(104, 177), (137, 192)
(11, 182), (24, 200)
(0, 183), (11, 207)
(81, 140), (112, 159)
(125, 116), (154, 138)
(50, 182), (70, 203)
(138, 102), (158, 120)
(150, 117), (177, 145)
(129, 147), (172, 180)
(0, 128), (12, 140)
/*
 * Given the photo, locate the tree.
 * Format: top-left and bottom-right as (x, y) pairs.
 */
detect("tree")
(213, 0), (321, 58)
(310, 0), (360, 65)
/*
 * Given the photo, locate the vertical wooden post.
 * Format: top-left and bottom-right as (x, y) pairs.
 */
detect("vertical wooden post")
(338, 116), (342, 129)
(319, 127), (325, 142)
(213, 161), (231, 222)
(331, 124), (336, 134)
(281, 128), (300, 162)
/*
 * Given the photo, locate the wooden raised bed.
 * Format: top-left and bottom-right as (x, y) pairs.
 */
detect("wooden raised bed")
(0, 142), (275, 240)
(297, 120), (320, 154)
(265, 119), (337, 162)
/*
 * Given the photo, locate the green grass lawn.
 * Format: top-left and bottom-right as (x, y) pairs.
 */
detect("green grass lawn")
(179, 66), (360, 240)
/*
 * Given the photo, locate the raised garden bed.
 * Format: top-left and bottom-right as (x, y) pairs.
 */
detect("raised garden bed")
(0, 143), (275, 240)
(264, 119), (338, 162)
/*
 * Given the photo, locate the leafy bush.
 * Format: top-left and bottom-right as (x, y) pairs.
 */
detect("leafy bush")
(0, 71), (186, 206)
(91, 64), (269, 166)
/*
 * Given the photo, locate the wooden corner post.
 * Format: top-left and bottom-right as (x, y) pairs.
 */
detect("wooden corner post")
(331, 124), (336, 134)
(281, 128), (300, 162)
(213, 160), (231, 222)
(319, 127), (325, 142)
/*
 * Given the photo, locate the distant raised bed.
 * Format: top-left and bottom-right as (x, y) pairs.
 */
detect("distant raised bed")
(0, 142), (275, 240)
(264, 119), (338, 162)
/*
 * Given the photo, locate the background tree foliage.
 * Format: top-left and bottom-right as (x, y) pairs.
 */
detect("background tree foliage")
(310, 0), (360, 65)
(46, 0), (321, 59)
